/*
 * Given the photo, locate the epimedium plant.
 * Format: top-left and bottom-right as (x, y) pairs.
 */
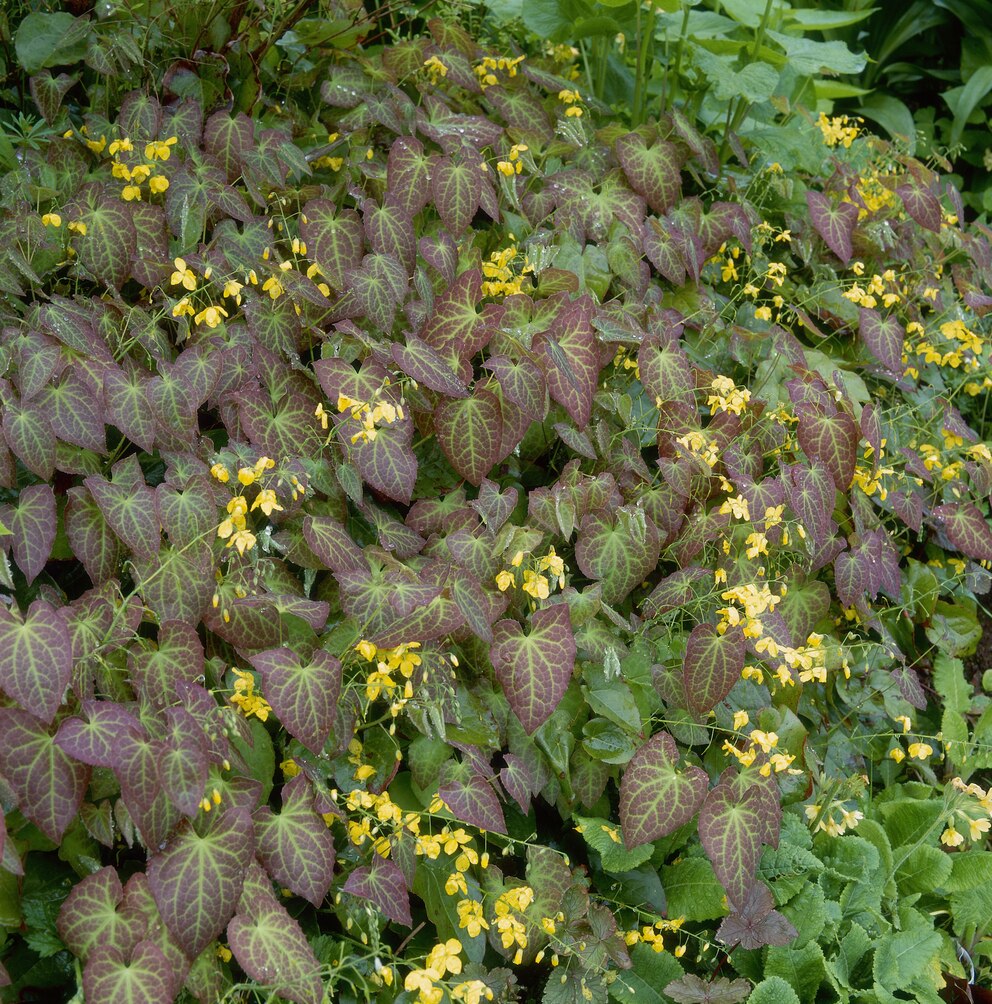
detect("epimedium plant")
(0, 2), (990, 1003)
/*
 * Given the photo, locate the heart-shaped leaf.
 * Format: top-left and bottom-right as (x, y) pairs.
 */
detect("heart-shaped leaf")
(342, 857), (412, 926)
(682, 623), (746, 715)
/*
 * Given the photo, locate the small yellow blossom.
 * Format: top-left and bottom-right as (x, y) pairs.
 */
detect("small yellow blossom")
(42, 212), (62, 227)
(148, 175), (169, 195)
(145, 136), (178, 160)
(171, 257), (197, 291)
(194, 305), (229, 328)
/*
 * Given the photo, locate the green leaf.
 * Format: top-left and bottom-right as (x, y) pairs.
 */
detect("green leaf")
(57, 867), (143, 963)
(432, 157), (482, 236)
(692, 50), (779, 103)
(492, 603), (576, 734)
(14, 12), (90, 74)
(660, 857), (728, 922)
(300, 201), (363, 287)
(872, 926), (941, 990)
(575, 508), (661, 605)
(82, 940), (175, 1004)
(619, 731), (707, 849)
(944, 851), (992, 892)
(616, 134), (682, 214)
(764, 942), (825, 1003)
(746, 977), (800, 1004)
(698, 782), (766, 910)
(682, 623), (746, 715)
(228, 863), (324, 1004)
(609, 944), (682, 1003)
(435, 388), (503, 486)
(857, 94), (917, 148)
(764, 32), (867, 75)
(574, 816), (654, 872)
(147, 807), (255, 957)
(341, 855), (412, 926)
(894, 843), (952, 896)
(944, 65), (992, 149)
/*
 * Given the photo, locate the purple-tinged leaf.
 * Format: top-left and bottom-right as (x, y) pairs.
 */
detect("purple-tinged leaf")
(302, 516), (364, 573)
(438, 767), (508, 835)
(11, 329), (60, 400)
(391, 334), (469, 398)
(0, 599), (71, 723)
(30, 70), (77, 123)
(339, 252), (408, 332)
(575, 508), (660, 605)
(860, 403), (881, 467)
(4, 484), (55, 584)
(934, 502), (992, 561)
(103, 364), (157, 452)
(364, 199), (416, 273)
(255, 775), (336, 907)
(419, 232), (459, 284)
(716, 882), (796, 950)
(470, 479), (518, 533)
(129, 620), (205, 707)
(82, 940), (174, 1004)
(249, 648), (342, 754)
(450, 566), (506, 643)
(665, 973), (752, 1004)
(784, 462), (835, 545)
(155, 477), (215, 550)
(57, 867), (144, 963)
(55, 701), (145, 767)
(435, 387), (503, 487)
(638, 334), (694, 415)
(698, 782), (766, 910)
(238, 384), (324, 461)
(619, 731), (707, 850)
(683, 623), (746, 715)
(350, 415), (418, 505)
(228, 863), (324, 1004)
(535, 298), (600, 427)
(420, 269), (495, 371)
(643, 217), (687, 285)
(119, 90), (162, 139)
(243, 294), (302, 357)
(370, 588), (464, 649)
(0, 708), (89, 841)
(77, 194), (137, 289)
(3, 398), (56, 480)
(117, 735), (181, 849)
(805, 190), (858, 264)
(859, 308), (904, 373)
(491, 604), (576, 735)
(300, 202), (364, 288)
(342, 856), (412, 927)
(130, 202), (171, 289)
(204, 111), (254, 181)
(43, 360), (106, 453)
(432, 157), (482, 236)
(616, 134), (682, 214)
(387, 136), (432, 217)
(500, 754), (536, 815)
(147, 806), (254, 957)
(700, 202), (754, 256)
(161, 707), (210, 816)
(896, 183), (941, 233)
(641, 567), (708, 619)
(482, 354), (548, 421)
(85, 455), (160, 559)
(796, 405), (858, 491)
(80, 800), (115, 848)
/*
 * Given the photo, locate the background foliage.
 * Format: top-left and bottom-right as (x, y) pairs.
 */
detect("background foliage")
(0, 1), (990, 1002)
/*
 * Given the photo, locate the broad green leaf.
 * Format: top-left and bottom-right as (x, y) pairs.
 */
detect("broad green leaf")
(0, 708), (89, 841)
(682, 624), (746, 715)
(435, 388), (503, 487)
(574, 816), (653, 872)
(341, 252), (408, 332)
(765, 31), (866, 75)
(776, 581), (829, 645)
(14, 12), (89, 74)
(44, 364), (106, 453)
(0, 599), (72, 723)
(764, 941), (826, 1002)
(805, 191), (858, 265)
(872, 926), (941, 990)
(491, 603), (576, 734)
(619, 731), (707, 849)
(57, 867), (143, 963)
(228, 864), (324, 1004)
(155, 478), (215, 550)
(243, 294), (302, 357)
(254, 775), (335, 907)
(615, 134), (682, 214)
(944, 851), (992, 892)
(660, 857), (728, 922)
(249, 648), (341, 754)
(342, 856), (412, 926)
(82, 941), (175, 1004)
(747, 977), (800, 1004)
(693, 49), (779, 103)
(147, 807), (254, 957)
(944, 65), (992, 149)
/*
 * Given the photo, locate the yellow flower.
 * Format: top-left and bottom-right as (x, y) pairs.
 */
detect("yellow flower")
(194, 305), (229, 327)
(262, 275), (284, 299)
(109, 138), (134, 156)
(67, 220), (86, 235)
(148, 175), (169, 195)
(210, 463), (230, 483)
(456, 899), (489, 937)
(41, 212), (62, 227)
(85, 135), (107, 155)
(732, 710), (749, 730)
(495, 570), (514, 592)
(172, 297), (195, 318)
(145, 136), (178, 160)
(227, 528), (257, 555)
(907, 742), (933, 760)
(405, 970), (442, 1004)
(223, 279), (244, 304)
(121, 184), (142, 201)
(216, 944), (232, 963)
(251, 489), (283, 517)
(521, 569), (550, 599)
(940, 826), (965, 847)
(426, 938), (463, 979)
(170, 258), (197, 290)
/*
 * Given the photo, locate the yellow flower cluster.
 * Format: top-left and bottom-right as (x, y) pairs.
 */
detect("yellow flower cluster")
(495, 548), (566, 600)
(853, 169), (896, 218)
(228, 668), (272, 721)
(493, 885), (534, 960)
(423, 55), (448, 85)
(474, 54), (524, 89)
(722, 727), (796, 776)
(716, 581), (782, 639)
(313, 132), (344, 172)
(940, 777), (992, 846)
(612, 346), (640, 379)
(89, 134), (178, 201)
(481, 246), (532, 298)
(212, 456), (281, 555)
(557, 88), (584, 117)
(817, 113), (861, 148)
(496, 143), (529, 177)
(707, 376), (751, 416)
(327, 388), (405, 445)
(354, 640), (424, 718)
(842, 267), (902, 309)
(198, 787), (223, 813)
(675, 430), (719, 468)
(906, 318), (986, 374)
(805, 800), (864, 837)
(622, 916), (685, 954)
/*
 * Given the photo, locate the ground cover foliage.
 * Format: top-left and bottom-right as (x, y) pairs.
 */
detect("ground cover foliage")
(0, 1), (991, 1002)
